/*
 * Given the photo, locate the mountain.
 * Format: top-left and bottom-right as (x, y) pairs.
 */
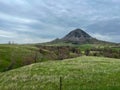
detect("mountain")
(40, 28), (117, 46)
(50, 28), (112, 45)
(61, 28), (93, 44)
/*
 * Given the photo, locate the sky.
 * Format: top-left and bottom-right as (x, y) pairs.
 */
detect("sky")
(0, 0), (120, 43)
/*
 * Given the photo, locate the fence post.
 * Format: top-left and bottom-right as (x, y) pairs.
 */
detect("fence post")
(60, 76), (62, 90)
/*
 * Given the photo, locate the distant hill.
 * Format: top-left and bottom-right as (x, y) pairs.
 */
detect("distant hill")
(50, 28), (115, 45)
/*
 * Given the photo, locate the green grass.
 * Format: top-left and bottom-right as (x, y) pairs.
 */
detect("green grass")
(0, 44), (38, 72)
(78, 44), (94, 50)
(0, 56), (120, 90)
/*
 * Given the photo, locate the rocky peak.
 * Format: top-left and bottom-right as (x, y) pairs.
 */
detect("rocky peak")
(62, 28), (92, 42)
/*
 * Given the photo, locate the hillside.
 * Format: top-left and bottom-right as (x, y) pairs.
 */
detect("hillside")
(48, 28), (116, 45)
(0, 43), (120, 72)
(0, 56), (120, 90)
(0, 44), (82, 72)
(0, 44), (39, 72)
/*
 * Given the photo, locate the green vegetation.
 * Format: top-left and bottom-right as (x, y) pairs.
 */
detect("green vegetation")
(0, 44), (81, 72)
(77, 44), (120, 59)
(0, 56), (120, 90)
(0, 44), (39, 72)
(0, 44), (120, 72)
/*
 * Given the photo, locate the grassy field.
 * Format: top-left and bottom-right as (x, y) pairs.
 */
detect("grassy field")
(0, 56), (120, 90)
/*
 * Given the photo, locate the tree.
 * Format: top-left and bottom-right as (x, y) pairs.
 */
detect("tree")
(85, 49), (90, 56)
(8, 41), (11, 45)
(33, 51), (39, 63)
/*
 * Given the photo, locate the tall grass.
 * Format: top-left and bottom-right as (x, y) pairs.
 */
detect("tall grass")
(0, 56), (120, 90)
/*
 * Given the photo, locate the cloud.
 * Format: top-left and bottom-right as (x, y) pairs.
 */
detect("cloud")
(91, 33), (112, 41)
(91, 33), (120, 43)
(17, 38), (54, 44)
(0, 29), (17, 38)
(0, 12), (38, 24)
(0, 0), (120, 43)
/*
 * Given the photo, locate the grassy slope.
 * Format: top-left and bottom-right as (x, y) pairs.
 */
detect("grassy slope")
(0, 44), (38, 71)
(0, 56), (120, 90)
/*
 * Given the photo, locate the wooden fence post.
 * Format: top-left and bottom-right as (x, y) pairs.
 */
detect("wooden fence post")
(60, 76), (62, 90)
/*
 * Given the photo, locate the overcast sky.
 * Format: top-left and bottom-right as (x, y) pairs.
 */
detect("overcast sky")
(0, 0), (120, 43)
